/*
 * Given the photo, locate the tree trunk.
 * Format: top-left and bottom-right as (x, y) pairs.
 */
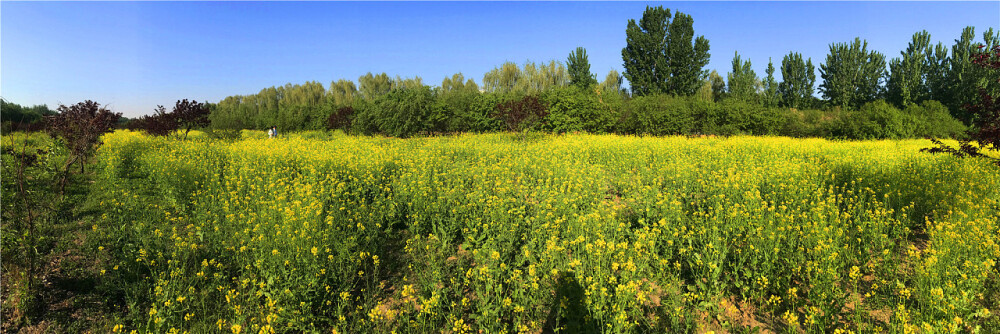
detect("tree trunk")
(59, 155), (80, 197)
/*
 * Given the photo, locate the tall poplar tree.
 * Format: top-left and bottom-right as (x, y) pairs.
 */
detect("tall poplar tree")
(667, 12), (711, 96)
(887, 31), (932, 107)
(925, 42), (952, 107)
(950, 27), (978, 122)
(946, 27), (1000, 123)
(727, 52), (759, 103)
(567, 47), (598, 89)
(819, 37), (887, 109)
(779, 52), (816, 109)
(622, 6), (710, 96)
(762, 58), (780, 107)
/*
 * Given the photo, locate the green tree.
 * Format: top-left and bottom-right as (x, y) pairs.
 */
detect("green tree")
(949, 27), (978, 122)
(327, 79), (357, 108)
(567, 47), (598, 89)
(819, 37), (887, 109)
(947, 27), (1000, 123)
(887, 31), (932, 108)
(483, 61), (522, 95)
(622, 6), (710, 96)
(709, 70), (726, 102)
(394, 76), (424, 91)
(358, 72), (394, 100)
(278, 81), (325, 130)
(464, 78), (480, 93)
(364, 85), (435, 138)
(667, 11), (711, 96)
(483, 60), (567, 95)
(520, 60), (568, 93)
(762, 58), (780, 107)
(441, 73), (466, 94)
(778, 52), (816, 109)
(926, 42), (952, 107)
(599, 70), (624, 96)
(437, 73), (484, 132)
(727, 52), (759, 103)
(695, 75), (713, 102)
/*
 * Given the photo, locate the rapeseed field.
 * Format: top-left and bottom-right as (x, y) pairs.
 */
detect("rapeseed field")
(89, 131), (998, 333)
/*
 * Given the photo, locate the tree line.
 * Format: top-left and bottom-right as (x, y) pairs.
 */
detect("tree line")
(200, 6), (995, 140)
(4, 6), (996, 141)
(1, 99), (57, 132)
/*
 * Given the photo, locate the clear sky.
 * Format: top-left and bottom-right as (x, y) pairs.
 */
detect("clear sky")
(2, 1), (997, 118)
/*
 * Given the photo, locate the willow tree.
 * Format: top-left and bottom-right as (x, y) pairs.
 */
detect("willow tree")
(599, 70), (624, 96)
(327, 79), (357, 108)
(483, 60), (567, 95)
(358, 72), (394, 101)
(482, 62), (522, 95)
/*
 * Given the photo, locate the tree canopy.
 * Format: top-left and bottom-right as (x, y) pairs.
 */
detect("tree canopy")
(622, 6), (710, 97)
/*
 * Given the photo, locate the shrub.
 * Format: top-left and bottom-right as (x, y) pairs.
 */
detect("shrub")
(782, 108), (838, 138)
(627, 94), (697, 136)
(359, 86), (437, 137)
(129, 105), (177, 136)
(832, 100), (909, 140)
(541, 86), (614, 133)
(491, 95), (549, 134)
(720, 100), (794, 136)
(45, 100), (120, 192)
(326, 106), (355, 132)
(905, 100), (965, 138)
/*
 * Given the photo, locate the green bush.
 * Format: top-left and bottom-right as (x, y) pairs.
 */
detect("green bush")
(905, 100), (966, 138)
(831, 100), (908, 140)
(354, 86), (438, 138)
(780, 108), (837, 138)
(436, 90), (499, 133)
(541, 86), (614, 133)
(713, 99), (787, 136)
(627, 94), (697, 136)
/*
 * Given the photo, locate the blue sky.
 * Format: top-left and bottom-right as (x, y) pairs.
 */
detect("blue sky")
(2, 1), (997, 117)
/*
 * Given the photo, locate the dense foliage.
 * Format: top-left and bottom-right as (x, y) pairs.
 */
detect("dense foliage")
(622, 6), (710, 96)
(129, 105), (176, 136)
(1, 99), (56, 132)
(567, 47), (598, 90)
(924, 44), (1000, 165)
(46, 101), (121, 175)
(200, 12), (991, 141)
(819, 38), (887, 110)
